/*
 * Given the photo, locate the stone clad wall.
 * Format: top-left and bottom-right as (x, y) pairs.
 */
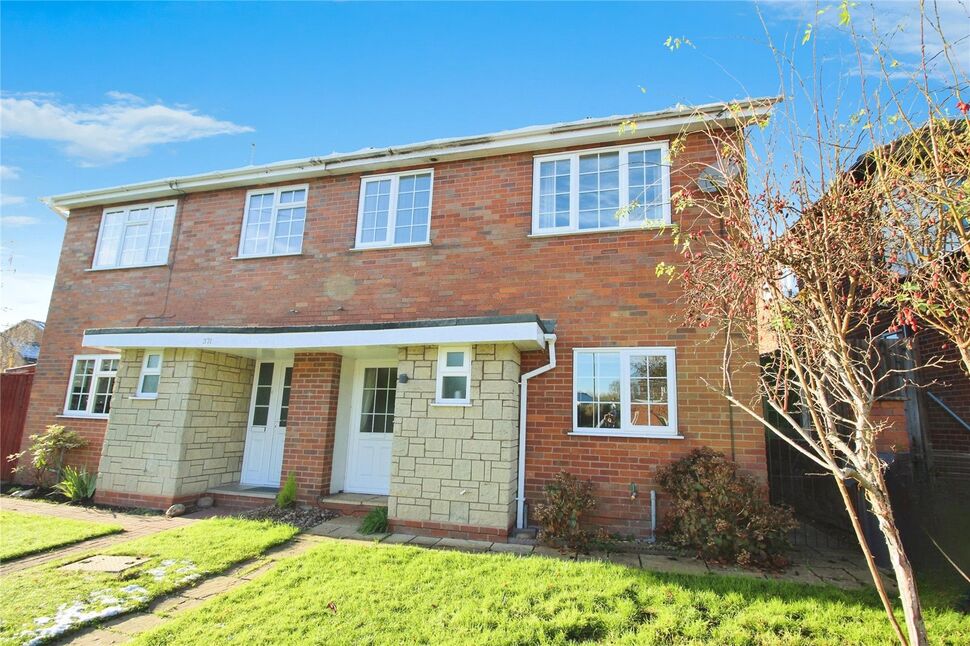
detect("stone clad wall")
(95, 348), (254, 507)
(389, 344), (520, 535)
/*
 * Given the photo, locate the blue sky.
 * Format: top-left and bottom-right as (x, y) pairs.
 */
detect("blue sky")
(1, 1), (963, 327)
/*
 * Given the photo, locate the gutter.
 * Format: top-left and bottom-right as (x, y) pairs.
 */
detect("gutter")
(44, 97), (781, 213)
(516, 333), (558, 530)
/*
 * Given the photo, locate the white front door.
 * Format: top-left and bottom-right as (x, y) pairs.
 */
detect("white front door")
(344, 362), (397, 495)
(241, 360), (292, 487)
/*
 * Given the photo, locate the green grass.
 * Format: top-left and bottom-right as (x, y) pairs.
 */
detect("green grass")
(134, 542), (970, 646)
(0, 511), (123, 561)
(0, 517), (297, 645)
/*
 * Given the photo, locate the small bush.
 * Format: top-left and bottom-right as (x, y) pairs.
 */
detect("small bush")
(657, 447), (797, 568)
(54, 466), (97, 502)
(8, 424), (87, 487)
(358, 506), (389, 534)
(276, 473), (297, 509)
(533, 471), (598, 554)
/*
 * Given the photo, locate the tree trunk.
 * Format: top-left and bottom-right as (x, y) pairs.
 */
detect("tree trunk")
(867, 487), (929, 646)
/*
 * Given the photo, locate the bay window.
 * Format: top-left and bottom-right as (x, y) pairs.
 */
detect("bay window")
(572, 347), (678, 437)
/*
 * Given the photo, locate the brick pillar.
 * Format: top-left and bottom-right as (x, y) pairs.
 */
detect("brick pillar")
(282, 352), (342, 502)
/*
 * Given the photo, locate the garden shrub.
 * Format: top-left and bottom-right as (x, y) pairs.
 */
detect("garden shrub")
(358, 506), (388, 534)
(276, 473), (298, 509)
(54, 466), (98, 502)
(657, 447), (797, 568)
(8, 424), (86, 487)
(533, 471), (597, 554)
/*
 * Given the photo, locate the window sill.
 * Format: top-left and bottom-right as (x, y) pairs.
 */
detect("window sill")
(350, 242), (431, 252)
(431, 401), (472, 408)
(57, 413), (109, 420)
(85, 263), (168, 272)
(568, 430), (683, 439)
(129, 394), (158, 400)
(528, 223), (671, 240)
(231, 252), (303, 261)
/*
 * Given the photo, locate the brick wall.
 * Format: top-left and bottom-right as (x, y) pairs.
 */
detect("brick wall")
(390, 344), (520, 532)
(95, 348), (253, 506)
(280, 352), (342, 501)
(26, 129), (766, 534)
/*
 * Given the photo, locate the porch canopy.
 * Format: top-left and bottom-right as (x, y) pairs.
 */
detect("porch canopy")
(82, 314), (553, 354)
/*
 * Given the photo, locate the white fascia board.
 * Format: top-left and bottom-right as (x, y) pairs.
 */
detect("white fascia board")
(82, 321), (547, 353)
(48, 98), (779, 212)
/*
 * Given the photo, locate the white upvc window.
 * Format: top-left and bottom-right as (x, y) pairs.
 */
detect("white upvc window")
(63, 354), (120, 418)
(532, 142), (670, 235)
(572, 347), (678, 438)
(238, 185), (308, 258)
(355, 170), (433, 249)
(93, 201), (177, 269)
(436, 345), (471, 405)
(136, 351), (163, 398)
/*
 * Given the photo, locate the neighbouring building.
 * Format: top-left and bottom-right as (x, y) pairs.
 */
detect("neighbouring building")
(1, 319), (44, 370)
(21, 99), (776, 540)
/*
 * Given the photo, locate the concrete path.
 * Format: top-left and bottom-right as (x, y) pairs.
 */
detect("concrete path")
(0, 497), (195, 576)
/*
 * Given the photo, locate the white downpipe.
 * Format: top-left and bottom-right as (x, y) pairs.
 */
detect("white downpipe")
(516, 334), (557, 530)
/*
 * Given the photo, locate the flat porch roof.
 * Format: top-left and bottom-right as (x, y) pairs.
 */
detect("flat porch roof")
(82, 315), (555, 354)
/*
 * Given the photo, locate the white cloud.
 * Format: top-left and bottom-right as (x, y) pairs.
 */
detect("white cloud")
(0, 92), (254, 165)
(0, 165), (20, 181)
(0, 194), (25, 207)
(0, 271), (54, 329)
(1, 215), (39, 228)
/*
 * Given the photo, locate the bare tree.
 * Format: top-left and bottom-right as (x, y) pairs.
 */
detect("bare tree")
(634, 3), (968, 644)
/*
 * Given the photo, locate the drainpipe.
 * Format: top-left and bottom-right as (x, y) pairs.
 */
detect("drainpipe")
(516, 333), (557, 530)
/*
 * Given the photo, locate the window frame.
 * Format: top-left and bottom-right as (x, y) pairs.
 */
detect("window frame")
(136, 350), (164, 399)
(62, 353), (121, 418)
(354, 169), (434, 250)
(435, 345), (472, 406)
(91, 200), (178, 270)
(531, 142), (671, 236)
(236, 184), (309, 259)
(571, 347), (679, 438)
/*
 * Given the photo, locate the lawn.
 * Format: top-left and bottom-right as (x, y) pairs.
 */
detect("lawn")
(135, 541), (970, 646)
(0, 517), (297, 645)
(0, 510), (123, 561)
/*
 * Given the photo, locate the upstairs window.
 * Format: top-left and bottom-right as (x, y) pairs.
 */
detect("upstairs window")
(436, 346), (471, 405)
(238, 185), (308, 257)
(137, 351), (163, 398)
(93, 201), (177, 269)
(573, 347), (678, 437)
(532, 143), (670, 235)
(355, 170), (433, 249)
(64, 354), (120, 417)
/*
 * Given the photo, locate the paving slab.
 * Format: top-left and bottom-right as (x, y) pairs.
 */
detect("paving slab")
(103, 612), (166, 635)
(60, 555), (149, 573)
(381, 533), (417, 544)
(409, 535), (441, 547)
(640, 554), (710, 576)
(489, 543), (534, 555)
(182, 575), (238, 599)
(434, 538), (492, 553)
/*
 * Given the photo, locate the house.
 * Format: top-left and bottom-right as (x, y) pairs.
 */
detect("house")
(1, 319), (44, 370)
(21, 99), (775, 540)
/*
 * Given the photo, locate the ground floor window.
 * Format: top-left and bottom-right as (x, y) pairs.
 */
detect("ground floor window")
(137, 351), (163, 397)
(572, 347), (678, 437)
(64, 354), (120, 417)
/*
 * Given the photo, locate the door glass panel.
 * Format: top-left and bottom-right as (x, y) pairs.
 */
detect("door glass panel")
(252, 362), (275, 426)
(279, 367), (293, 427)
(359, 367), (397, 434)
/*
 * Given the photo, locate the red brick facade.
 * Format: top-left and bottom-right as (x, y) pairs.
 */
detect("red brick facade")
(280, 352), (342, 502)
(23, 128), (766, 534)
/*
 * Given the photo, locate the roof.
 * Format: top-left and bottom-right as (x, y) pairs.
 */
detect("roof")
(45, 97), (780, 215)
